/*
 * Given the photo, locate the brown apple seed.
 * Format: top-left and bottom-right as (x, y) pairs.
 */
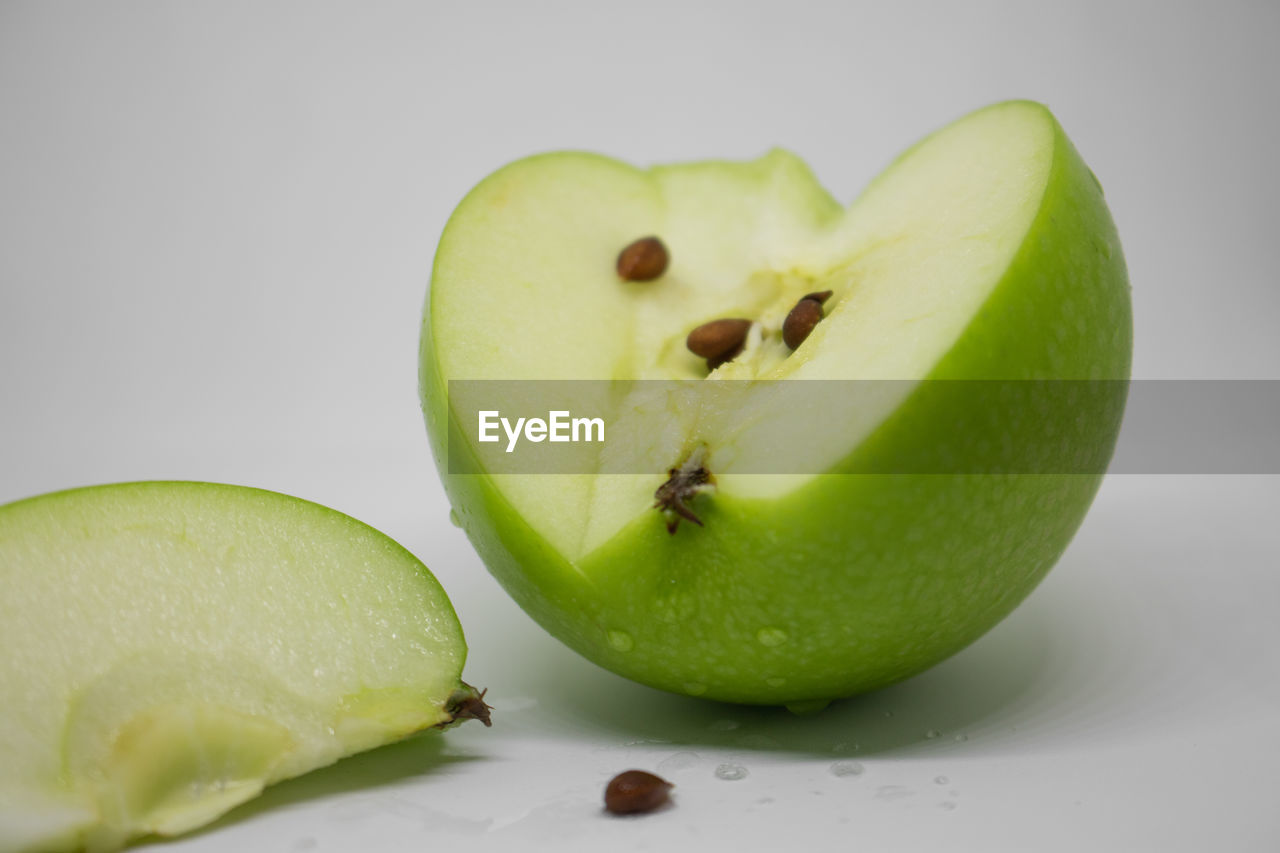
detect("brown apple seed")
(616, 236), (669, 281)
(705, 343), (745, 372)
(783, 295), (826, 349)
(802, 289), (833, 305)
(604, 770), (674, 815)
(687, 318), (752, 361)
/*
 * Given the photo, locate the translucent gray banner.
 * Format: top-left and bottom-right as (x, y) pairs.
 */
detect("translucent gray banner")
(444, 380), (1280, 475)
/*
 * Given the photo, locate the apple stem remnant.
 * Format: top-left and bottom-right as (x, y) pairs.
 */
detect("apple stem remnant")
(616, 236), (670, 281)
(654, 447), (716, 534)
(783, 290), (832, 350)
(441, 684), (493, 727)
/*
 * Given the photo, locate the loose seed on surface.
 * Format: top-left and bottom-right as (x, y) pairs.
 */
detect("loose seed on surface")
(687, 318), (752, 362)
(783, 293), (829, 350)
(616, 236), (669, 281)
(604, 770), (674, 815)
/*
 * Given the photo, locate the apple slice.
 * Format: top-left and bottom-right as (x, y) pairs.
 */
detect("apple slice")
(0, 482), (487, 853)
(421, 101), (1131, 705)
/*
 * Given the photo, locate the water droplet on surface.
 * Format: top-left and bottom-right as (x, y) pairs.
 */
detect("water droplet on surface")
(715, 763), (749, 781)
(935, 776), (949, 785)
(830, 761), (864, 778)
(925, 729), (941, 739)
(756, 627), (789, 647)
(683, 681), (707, 696)
(833, 741), (861, 754)
(709, 718), (740, 732)
(448, 509), (462, 528)
(765, 676), (787, 687)
(875, 785), (913, 801)
(607, 630), (634, 652)
(939, 801), (957, 811)
(657, 751), (700, 773)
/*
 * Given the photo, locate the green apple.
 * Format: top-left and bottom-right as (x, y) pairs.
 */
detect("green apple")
(0, 482), (487, 853)
(420, 101), (1131, 707)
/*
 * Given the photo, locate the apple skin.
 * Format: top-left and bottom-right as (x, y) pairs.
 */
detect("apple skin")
(420, 102), (1131, 705)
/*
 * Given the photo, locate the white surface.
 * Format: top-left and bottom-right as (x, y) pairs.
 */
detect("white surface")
(2, 2), (1278, 851)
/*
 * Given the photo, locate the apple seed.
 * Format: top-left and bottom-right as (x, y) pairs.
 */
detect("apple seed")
(616, 236), (670, 281)
(704, 343), (745, 372)
(687, 318), (752, 366)
(783, 292), (830, 349)
(604, 770), (674, 815)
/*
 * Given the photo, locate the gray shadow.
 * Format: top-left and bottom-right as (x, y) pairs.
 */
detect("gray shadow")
(504, 605), (1056, 758)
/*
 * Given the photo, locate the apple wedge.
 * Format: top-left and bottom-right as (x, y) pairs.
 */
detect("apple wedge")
(0, 482), (487, 853)
(421, 101), (1131, 706)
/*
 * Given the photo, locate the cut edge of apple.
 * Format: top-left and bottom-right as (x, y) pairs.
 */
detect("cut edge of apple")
(425, 100), (1068, 561)
(0, 481), (482, 853)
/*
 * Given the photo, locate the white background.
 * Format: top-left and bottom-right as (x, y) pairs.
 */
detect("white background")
(2, 1), (1278, 850)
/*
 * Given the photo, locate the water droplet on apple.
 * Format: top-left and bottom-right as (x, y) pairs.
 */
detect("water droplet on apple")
(709, 718), (740, 731)
(715, 763), (749, 781)
(755, 627), (788, 647)
(765, 676), (786, 687)
(606, 630), (634, 652)
(925, 729), (941, 739)
(830, 761), (864, 777)
(683, 681), (707, 696)
(935, 775), (949, 785)
(954, 733), (968, 742)
(448, 509), (462, 528)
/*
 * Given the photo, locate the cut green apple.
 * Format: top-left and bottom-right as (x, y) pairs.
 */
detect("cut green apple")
(420, 101), (1131, 705)
(0, 482), (487, 853)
